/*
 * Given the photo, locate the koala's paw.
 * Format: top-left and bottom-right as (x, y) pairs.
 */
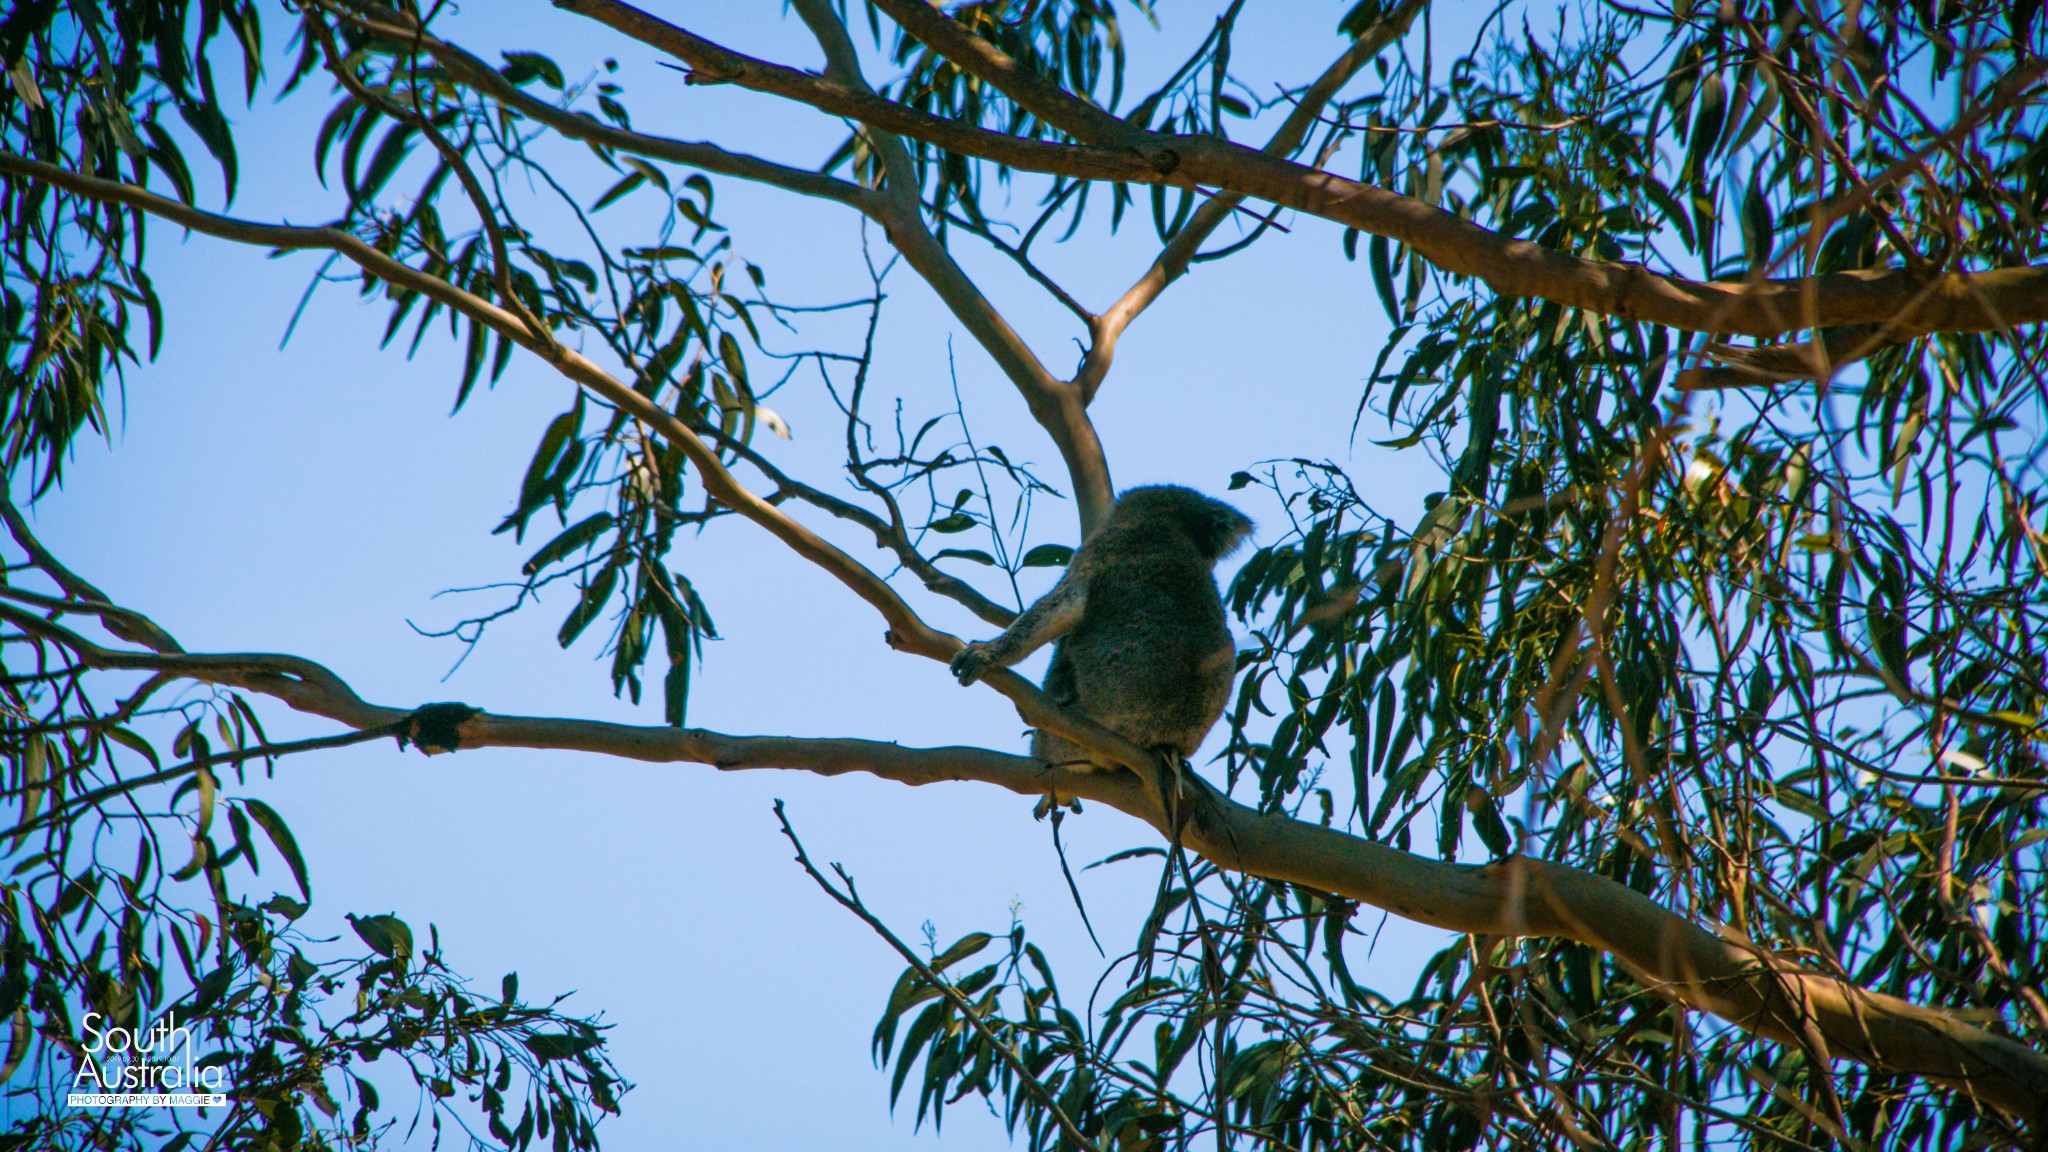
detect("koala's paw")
(951, 643), (996, 685)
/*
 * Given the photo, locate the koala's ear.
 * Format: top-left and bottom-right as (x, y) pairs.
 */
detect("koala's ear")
(1194, 502), (1253, 558)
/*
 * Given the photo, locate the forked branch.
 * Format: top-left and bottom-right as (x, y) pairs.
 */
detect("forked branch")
(786, 0), (1115, 533)
(1077, 0), (1428, 401)
(0, 149), (1149, 784)
(328, 0), (1116, 533)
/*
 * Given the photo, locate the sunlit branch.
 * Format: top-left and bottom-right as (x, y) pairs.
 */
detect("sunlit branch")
(552, 0), (2048, 343)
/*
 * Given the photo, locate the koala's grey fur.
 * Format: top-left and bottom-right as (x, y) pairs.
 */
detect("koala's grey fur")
(951, 485), (1253, 772)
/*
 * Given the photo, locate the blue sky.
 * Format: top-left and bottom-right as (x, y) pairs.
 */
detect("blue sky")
(22, 3), (1463, 1146)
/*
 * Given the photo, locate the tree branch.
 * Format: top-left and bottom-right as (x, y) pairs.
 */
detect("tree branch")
(775, 804), (1103, 1151)
(1, 499), (183, 654)
(783, 0), (1116, 535)
(556, 0), (2048, 341)
(337, 1), (1117, 533)
(1676, 325), (1898, 390)
(708, 427), (1017, 627)
(1078, 0), (1427, 403)
(863, 0), (1141, 148)
(328, 5), (875, 212)
(0, 149), (1154, 790)
(347, 0), (1117, 533)
(25, 606), (2046, 1122)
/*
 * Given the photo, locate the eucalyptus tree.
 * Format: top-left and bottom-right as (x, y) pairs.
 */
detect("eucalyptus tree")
(3, 0), (2047, 1149)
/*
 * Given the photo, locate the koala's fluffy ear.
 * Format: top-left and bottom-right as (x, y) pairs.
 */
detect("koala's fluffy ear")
(1190, 500), (1254, 560)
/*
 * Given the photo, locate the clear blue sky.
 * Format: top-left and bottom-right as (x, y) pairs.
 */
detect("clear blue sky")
(27, 4), (1460, 1146)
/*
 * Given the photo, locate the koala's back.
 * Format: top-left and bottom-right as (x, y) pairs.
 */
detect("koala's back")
(1057, 554), (1235, 751)
(1035, 488), (1246, 767)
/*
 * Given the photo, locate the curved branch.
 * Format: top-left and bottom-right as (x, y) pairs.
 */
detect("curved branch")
(30, 612), (2047, 1123)
(347, 0), (1117, 531)
(2, 500), (183, 653)
(1180, 790), (2048, 1124)
(0, 149), (1156, 787)
(565, 0), (1120, 532)
(348, 0), (1115, 531)
(306, 9), (542, 342)
(0, 150), (945, 646)
(15, 24), (2045, 1118)
(560, 0), (2048, 341)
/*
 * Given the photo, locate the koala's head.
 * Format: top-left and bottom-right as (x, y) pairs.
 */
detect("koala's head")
(1115, 485), (1254, 562)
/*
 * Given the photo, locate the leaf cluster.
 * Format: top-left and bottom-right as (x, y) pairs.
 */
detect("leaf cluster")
(0, 595), (629, 1150)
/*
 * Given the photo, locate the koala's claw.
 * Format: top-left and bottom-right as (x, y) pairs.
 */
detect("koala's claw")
(951, 644), (994, 685)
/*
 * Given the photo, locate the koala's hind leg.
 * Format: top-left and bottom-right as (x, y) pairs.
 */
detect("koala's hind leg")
(1028, 646), (1117, 771)
(1027, 737), (1183, 822)
(1028, 727), (1094, 818)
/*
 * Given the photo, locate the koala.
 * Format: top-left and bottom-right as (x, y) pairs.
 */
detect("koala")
(950, 485), (1253, 777)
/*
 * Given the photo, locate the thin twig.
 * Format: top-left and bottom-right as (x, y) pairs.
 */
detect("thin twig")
(773, 801), (1103, 1151)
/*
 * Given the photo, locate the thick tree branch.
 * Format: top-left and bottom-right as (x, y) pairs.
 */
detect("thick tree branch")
(16, 7), (2044, 1122)
(26, 607), (2046, 1122)
(1676, 325), (1898, 390)
(1184, 796), (2048, 1125)
(557, 0), (2048, 341)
